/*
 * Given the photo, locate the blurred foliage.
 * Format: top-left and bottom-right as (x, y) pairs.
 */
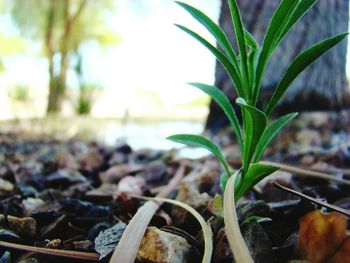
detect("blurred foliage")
(3, 0), (120, 114)
(5, 0), (120, 53)
(0, 35), (27, 55)
(8, 85), (29, 102)
(75, 83), (98, 115)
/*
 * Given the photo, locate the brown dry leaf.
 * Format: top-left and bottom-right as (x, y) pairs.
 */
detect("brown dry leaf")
(327, 236), (350, 263)
(297, 210), (347, 263)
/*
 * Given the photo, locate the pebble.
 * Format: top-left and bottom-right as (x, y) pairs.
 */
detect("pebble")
(137, 227), (191, 263)
(73, 240), (93, 251)
(94, 222), (127, 259)
(0, 215), (36, 237)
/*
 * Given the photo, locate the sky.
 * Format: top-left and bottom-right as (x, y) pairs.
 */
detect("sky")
(1, 0), (221, 107)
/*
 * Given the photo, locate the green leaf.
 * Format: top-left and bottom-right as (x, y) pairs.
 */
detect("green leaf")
(236, 98), (267, 172)
(227, 0), (250, 100)
(265, 32), (349, 116)
(252, 112), (298, 163)
(189, 83), (243, 150)
(254, 0), (299, 104)
(220, 174), (229, 193)
(242, 216), (272, 225)
(175, 24), (244, 97)
(244, 31), (259, 88)
(244, 30), (259, 53)
(167, 134), (232, 178)
(275, 0), (317, 48)
(176, 1), (240, 70)
(235, 163), (279, 200)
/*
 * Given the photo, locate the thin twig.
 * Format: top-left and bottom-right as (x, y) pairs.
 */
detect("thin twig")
(261, 161), (350, 186)
(109, 163), (186, 263)
(0, 241), (99, 261)
(274, 182), (350, 217)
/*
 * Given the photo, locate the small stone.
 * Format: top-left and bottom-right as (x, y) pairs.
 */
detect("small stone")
(296, 129), (322, 147)
(0, 251), (11, 263)
(137, 227), (191, 263)
(95, 222), (127, 259)
(99, 164), (143, 184)
(213, 228), (233, 263)
(73, 240), (93, 251)
(22, 198), (45, 215)
(45, 169), (87, 188)
(88, 222), (110, 242)
(0, 229), (20, 242)
(44, 239), (62, 249)
(140, 161), (167, 185)
(0, 215), (36, 237)
(116, 176), (145, 195)
(242, 221), (273, 263)
(237, 201), (271, 222)
(172, 181), (212, 225)
(0, 178), (14, 192)
(85, 183), (117, 202)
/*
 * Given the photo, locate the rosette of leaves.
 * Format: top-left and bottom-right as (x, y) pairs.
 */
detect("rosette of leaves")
(168, 0), (348, 201)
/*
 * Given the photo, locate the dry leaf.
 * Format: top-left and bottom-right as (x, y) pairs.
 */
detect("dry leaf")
(297, 210), (347, 263)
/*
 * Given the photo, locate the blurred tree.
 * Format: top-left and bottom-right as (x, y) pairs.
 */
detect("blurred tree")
(6, 0), (119, 114)
(74, 53), (98, 115)
(206, 0), (349, 130)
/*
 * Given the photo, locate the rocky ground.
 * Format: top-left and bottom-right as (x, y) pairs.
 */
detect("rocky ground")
(0, 110), (350, 263)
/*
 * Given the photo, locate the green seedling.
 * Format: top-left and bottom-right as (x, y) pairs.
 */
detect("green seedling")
(168, 0), (348, 201)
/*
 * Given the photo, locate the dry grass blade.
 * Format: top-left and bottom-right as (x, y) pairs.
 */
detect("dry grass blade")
(274, 182), (350, 217)
(223, 171), (254, 263)
(0, 241), (99, 261)
(261, 161), (350, 186)
(131, 195), (213, 263)
(109, 163), (186, 263)
(305, 165), (350, 177)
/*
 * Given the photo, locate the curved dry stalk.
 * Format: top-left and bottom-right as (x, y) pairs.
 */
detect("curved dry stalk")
(223, 171), (254, 263)
(132, 195), (213, 263)
(262, 161), (350, 186)
(109, 163), (186, 263)
(0, 241), (99, 261)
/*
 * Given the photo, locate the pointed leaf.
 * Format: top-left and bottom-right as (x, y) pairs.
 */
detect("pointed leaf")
(254, 0), (299, 103)
(236, 98), (267, 171)
(167, 134), (232, 177)
(244, 30), (259, 53)
(252, 112), (298, 162)
(235, 163), (279, 200)
(228, 0), (250, 99)
(244, 31), (259, 87)
(266, 33), (348, 116)
(176, 24), (244, 97)
(190, 83), (243, 150)
(275, 0), (317, 48)
(176, 1), (240, 69)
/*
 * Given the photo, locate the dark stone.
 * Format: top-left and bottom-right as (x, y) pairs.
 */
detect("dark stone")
(88, 222), (111, 242)
(237, 201), (271, 222)
(242, 221), (274, 263)
(0, 229), (20, 242)
(94, 223), (127, 259)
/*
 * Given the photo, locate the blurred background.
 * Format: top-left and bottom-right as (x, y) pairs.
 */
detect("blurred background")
(0, 0), (221, 149)
(0, 0), (349, 149)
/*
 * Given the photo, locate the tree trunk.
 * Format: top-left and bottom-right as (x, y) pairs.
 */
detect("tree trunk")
(46, 0), (86, 114)
(45, 0), (59, 114)
(206, 0), (349, 130)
